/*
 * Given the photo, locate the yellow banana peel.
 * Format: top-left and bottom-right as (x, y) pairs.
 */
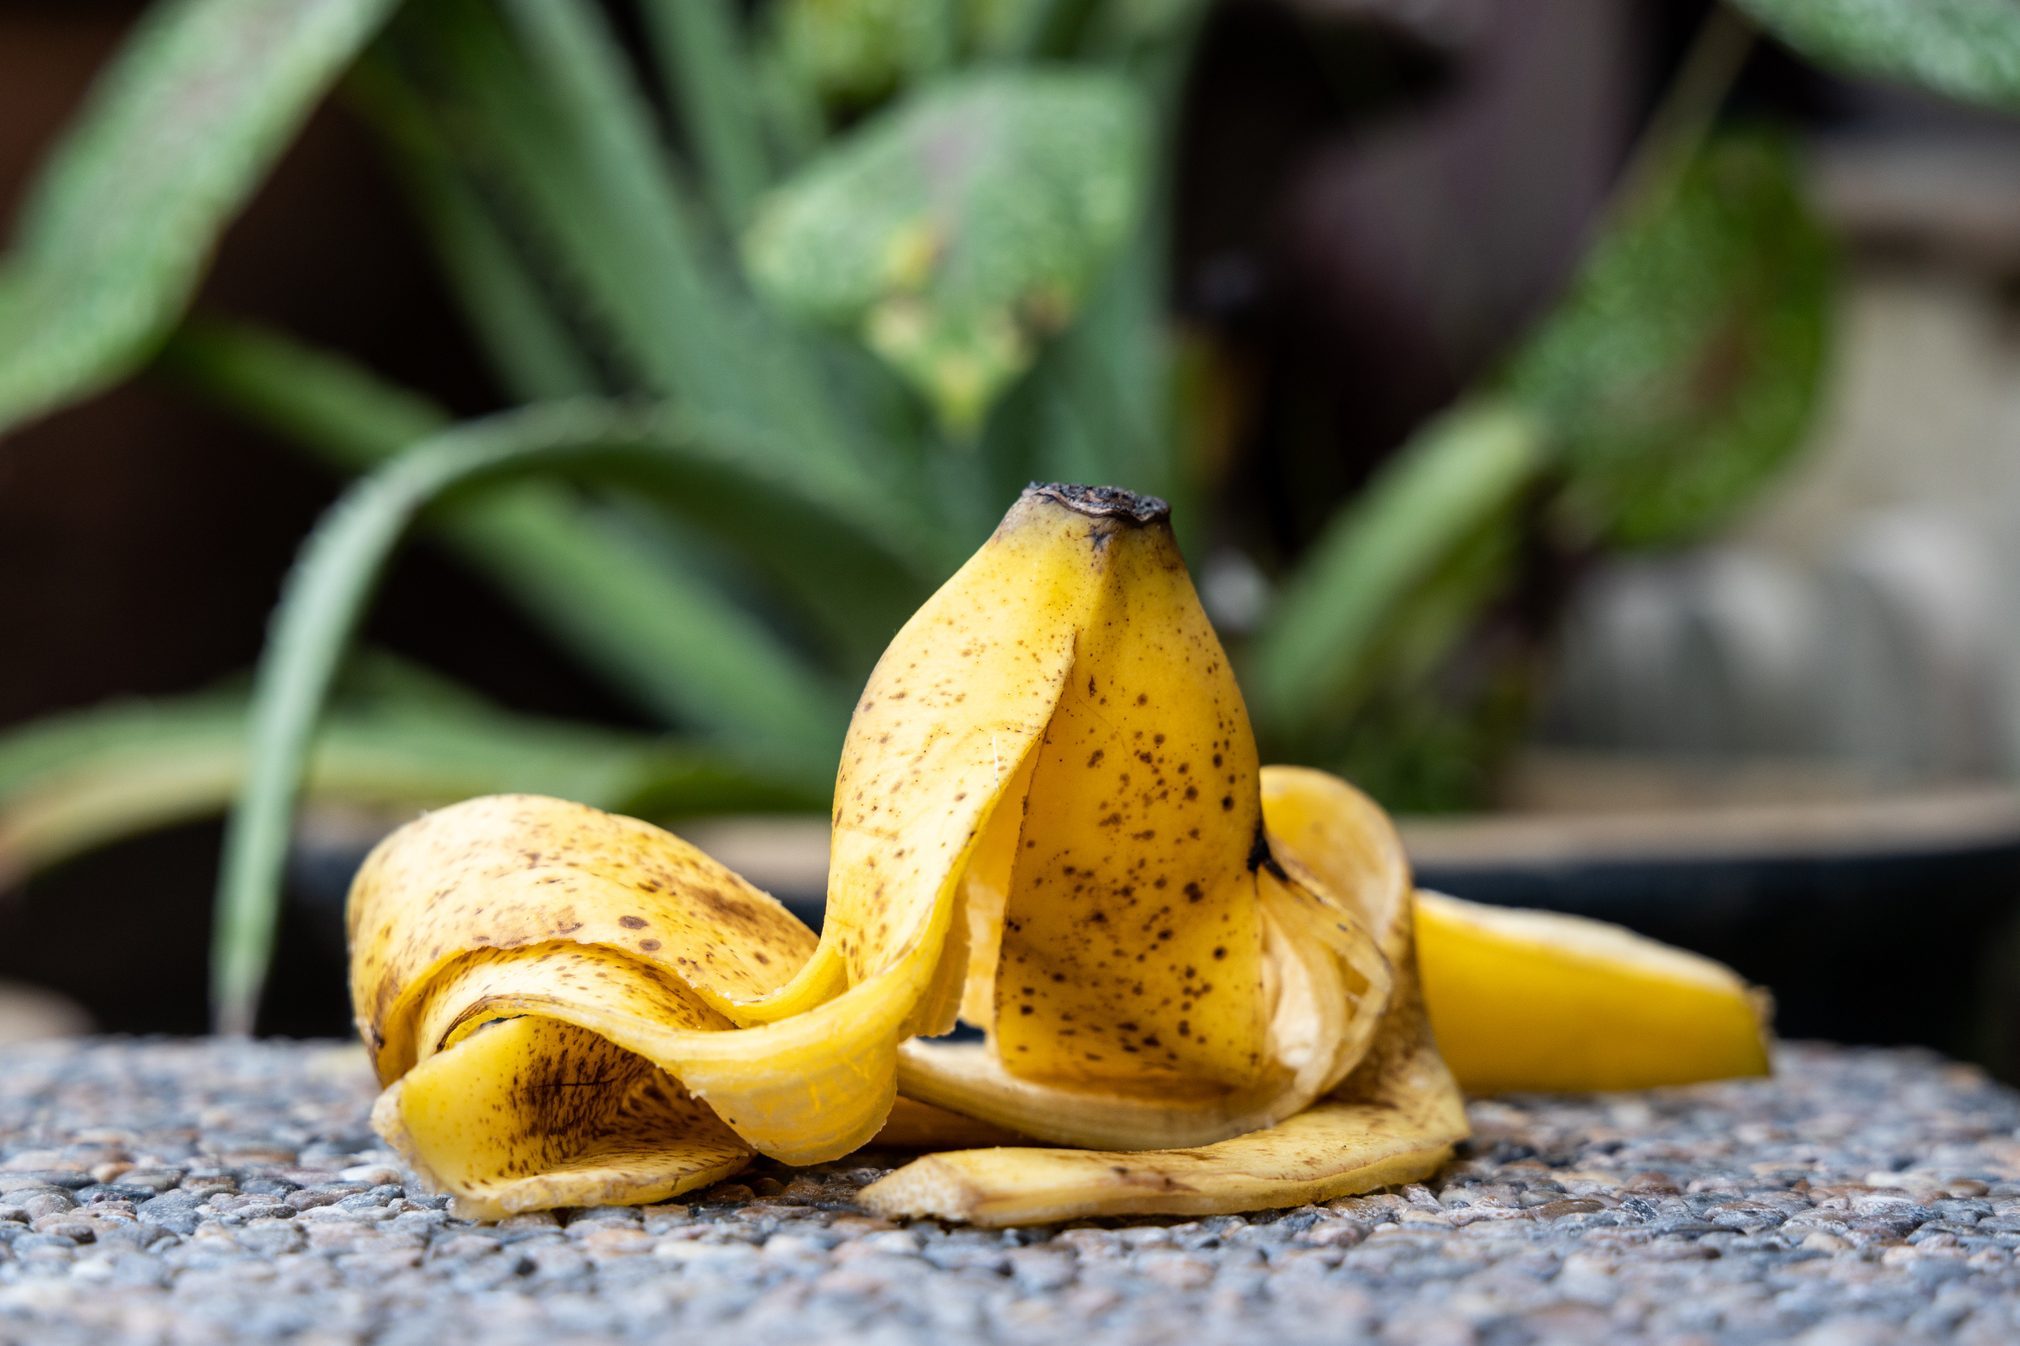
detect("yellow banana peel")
(348, 483), (1771, 1225)
(1415, 890), (1773, 1095)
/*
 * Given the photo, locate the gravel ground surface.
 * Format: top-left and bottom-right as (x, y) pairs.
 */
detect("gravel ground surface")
(0, 1039), (2017, 1345)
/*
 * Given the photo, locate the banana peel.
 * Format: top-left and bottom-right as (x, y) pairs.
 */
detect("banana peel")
(1415, 890), (1773, 1094)
(861, 990), (1464, 1226)
(349, 483), (1772, 1224)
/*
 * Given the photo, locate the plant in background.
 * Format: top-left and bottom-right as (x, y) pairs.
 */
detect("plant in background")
(0, 0), (2012, 1032)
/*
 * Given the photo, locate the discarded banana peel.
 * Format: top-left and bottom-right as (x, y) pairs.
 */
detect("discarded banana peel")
(348, 482), (1774, 1224)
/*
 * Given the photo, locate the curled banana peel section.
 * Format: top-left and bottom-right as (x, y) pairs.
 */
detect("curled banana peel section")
(864, 768), (1471, 1225)
(349, 795), (847, 1218)
(349, 483), (1771, 1224)
(872, 491), (1405, 1156)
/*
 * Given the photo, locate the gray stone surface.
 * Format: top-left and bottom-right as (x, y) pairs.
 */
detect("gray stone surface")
(1, 1038), (2018, 1345)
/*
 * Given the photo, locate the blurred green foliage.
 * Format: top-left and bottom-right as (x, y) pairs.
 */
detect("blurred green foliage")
(0, 0), (404, 428)
(1732, 0), (2020, 113)
(746, 72), (1150, 430)
(0, 0), (2012, 1026)
(1506, 134), (1833, 549)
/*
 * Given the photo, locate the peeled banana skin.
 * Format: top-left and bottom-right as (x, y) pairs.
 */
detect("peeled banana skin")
(349, 483), (1771, 1225)
(862, 924), (1468, 1227)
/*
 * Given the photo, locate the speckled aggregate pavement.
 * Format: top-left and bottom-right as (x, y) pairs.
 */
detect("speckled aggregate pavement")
(1, 1038), (2017, 1345)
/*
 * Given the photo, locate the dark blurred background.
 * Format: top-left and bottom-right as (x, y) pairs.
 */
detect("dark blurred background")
(6, 0), (2020, 1067)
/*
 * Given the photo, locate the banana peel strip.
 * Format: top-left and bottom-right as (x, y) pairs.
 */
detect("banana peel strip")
(351, 484), (1768, 1224)
(863, 988), (1464, 1226)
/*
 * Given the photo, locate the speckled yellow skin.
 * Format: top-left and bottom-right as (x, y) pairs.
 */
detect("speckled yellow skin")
(351, 489), (1422, 1214)
(349, 484), (1770, 1224)
(862, 769), (1471, 1226)
(988, 518), (1267, 1088)
(349, 795), (816, 1083)
(868, 490), (1404, 1150)
(351, 795), (881, 1216)
(376, 1016), (751, 1219)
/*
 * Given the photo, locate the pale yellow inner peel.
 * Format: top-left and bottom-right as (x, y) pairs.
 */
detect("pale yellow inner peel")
(380, 1015), (751, 1221)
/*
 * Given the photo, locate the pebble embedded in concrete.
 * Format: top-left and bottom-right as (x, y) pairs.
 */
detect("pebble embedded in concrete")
(0, 1039), (2018, 1346)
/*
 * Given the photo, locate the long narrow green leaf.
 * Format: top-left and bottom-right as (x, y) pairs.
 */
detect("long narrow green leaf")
(176, 305), (930, 581)
(160, 321), (859, 741)
(0, 0), (402, 436)
(492, 0), (738, 399)
(0, 686), (808, 890)
(165, 318), (442, 463)
(1246, 402), (1546, 742)
(396, 0), (700, 400)
(210, 400), (856, 1034)
(641, 0), (773, 227)
(495, 0), (874, 476)
(406, 1), (896, 498)
(1730, 0), (2020, 111)
(350, 60), (602, 402)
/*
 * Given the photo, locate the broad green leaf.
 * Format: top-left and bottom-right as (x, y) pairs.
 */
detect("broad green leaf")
(0, 0), (402, 436)
(746, 70), (1151, 430)
(1505, 134), (1833, 548)
(0, 681), (807, 890)
(1731, 0), (2020, 111)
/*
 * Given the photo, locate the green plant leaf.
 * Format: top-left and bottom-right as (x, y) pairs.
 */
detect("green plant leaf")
(350, 57), (603, 403)
(1245, 402), (1546, 744)
(391, 0), (899, 489)
(160, 321), (869, 748)
(1730, 0), (2020, 111)
(0, 0), (402, 436)
(642, 0), (774, 226)
(745, 70), (1152, 431)
(210, 399), (867, 1034)
(0, 680), (808, 891)
(771, 0), (960, 105)
(1505, 133), (1834, 548)
(469, 0), (749, 408)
